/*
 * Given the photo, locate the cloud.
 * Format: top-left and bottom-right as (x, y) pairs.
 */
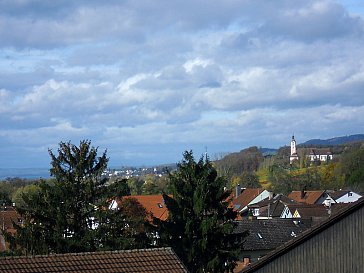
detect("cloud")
(0, 0), (364, 168)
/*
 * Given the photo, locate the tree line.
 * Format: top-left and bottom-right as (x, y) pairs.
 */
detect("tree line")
(2, 140), (244, 273)
(213, 143), (364, 193)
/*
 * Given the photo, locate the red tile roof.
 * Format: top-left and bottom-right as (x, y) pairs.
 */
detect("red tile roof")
(0, 247), (188, 272)
(123, 195), (169, 221)
(0, 207), (22, 234)
(288, 191), (325, 204)
(0, 207), (23, 253)
(232, 188), (264, 211)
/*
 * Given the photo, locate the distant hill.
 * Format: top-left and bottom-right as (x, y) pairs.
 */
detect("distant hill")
(214, 146), (264, 176)
(259, 147), (278, 156)
(302, 134), (364, 146)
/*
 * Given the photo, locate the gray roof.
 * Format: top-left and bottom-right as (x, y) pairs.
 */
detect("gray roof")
(328, 190), (360, 200)
(247, 194), (298, 218)
(234, 218), (312, 251)
(240, 197), (364, 273)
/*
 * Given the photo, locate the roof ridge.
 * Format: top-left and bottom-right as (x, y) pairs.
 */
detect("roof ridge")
(0, 247), (173, 260)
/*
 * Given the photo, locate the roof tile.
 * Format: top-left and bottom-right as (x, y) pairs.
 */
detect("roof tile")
(288, 191), (325, 204)
(0, 248), (187, 273)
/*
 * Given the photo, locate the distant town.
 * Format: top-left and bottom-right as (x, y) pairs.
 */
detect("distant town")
(0, 134), (363, 272)
(102, 165), (177, 179)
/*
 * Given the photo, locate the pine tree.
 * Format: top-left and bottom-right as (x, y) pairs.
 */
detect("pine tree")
(7, 140), (152, 255)
(157, 151), (244, 272)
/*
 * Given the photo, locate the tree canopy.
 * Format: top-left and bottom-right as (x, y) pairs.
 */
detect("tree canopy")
(156, 151), (244, 272)
(7, 140), (151, 255)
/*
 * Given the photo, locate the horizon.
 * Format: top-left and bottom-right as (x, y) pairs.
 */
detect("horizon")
(1, 1), (364, 168)
(1, 133), (363, 170)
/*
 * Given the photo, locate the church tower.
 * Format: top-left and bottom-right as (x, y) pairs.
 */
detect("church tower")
(290, 135), (299, 164)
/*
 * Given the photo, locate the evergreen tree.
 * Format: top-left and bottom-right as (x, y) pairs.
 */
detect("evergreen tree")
(157, 151), (244, 272)
(7, 140), (152, 255)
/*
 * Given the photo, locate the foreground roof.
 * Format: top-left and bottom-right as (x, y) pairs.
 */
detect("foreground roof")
(240, 197), (364, 272)
(0, 247), (188, 273)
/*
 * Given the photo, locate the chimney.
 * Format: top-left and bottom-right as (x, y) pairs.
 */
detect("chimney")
(236, 184), (241, 198)
(300, 189), (305, 199)
(268, 191), (273, 200)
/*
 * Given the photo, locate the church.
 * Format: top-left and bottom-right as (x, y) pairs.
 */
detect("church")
(289, 135), (333, 165)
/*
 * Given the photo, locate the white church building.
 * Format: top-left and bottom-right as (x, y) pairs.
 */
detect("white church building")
(289, 135), (333, 164)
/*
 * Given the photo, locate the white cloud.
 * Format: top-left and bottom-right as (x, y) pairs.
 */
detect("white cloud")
(0, 0), (364, 168)
(183, 58), (213, 73)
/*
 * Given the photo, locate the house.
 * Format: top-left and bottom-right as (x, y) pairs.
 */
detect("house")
(233, 218), (312, 270)
(231, 187), (271, 215)
(288, 190), (331, 205)
(0, 247), (188, 272)
(247, 194), (298, 219)
(240, 197), (364, 273)
(280, 202), (351, 227)
(281, 204), (331, 220)
(288, 135), (334, 164)
(328, 190), (362, 203)
(307, 148), (333, 162)
(109, 195), (169, 222)
(0, 206), (23, 253)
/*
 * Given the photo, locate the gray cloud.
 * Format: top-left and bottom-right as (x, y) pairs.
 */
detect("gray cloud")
(0, 0), (364, 167)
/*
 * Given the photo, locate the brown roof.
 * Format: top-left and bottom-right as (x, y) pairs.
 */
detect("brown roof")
(232, 188), (264, 211)
(0, 207), (23, 253)
(309, 148), (332, 155)
(123, 195), (169, 221)
(0, 247), (188, 273)
(0, 207), (22, 234)
(288, 191), (325, 204)
(286, 204), (330, 218)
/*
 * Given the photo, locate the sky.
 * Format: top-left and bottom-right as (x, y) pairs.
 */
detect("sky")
(1, 0), (364, 168)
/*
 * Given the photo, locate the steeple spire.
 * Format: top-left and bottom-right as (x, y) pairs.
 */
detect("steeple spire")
(290, 135), (299, 164)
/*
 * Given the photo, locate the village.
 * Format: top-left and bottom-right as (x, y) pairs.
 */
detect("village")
(0, 136), (363, 272)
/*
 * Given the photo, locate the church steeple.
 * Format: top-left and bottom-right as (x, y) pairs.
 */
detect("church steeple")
(290, 135), (299, 164)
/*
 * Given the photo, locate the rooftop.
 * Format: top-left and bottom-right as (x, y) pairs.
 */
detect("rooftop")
(123, 195), (169, 221)
(241, 197), (364, 273)
(232, 188), (265, 211)
(234, 218), (312, 251)
(288, 190), (325, 204)
(0, 247), (188, 273)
